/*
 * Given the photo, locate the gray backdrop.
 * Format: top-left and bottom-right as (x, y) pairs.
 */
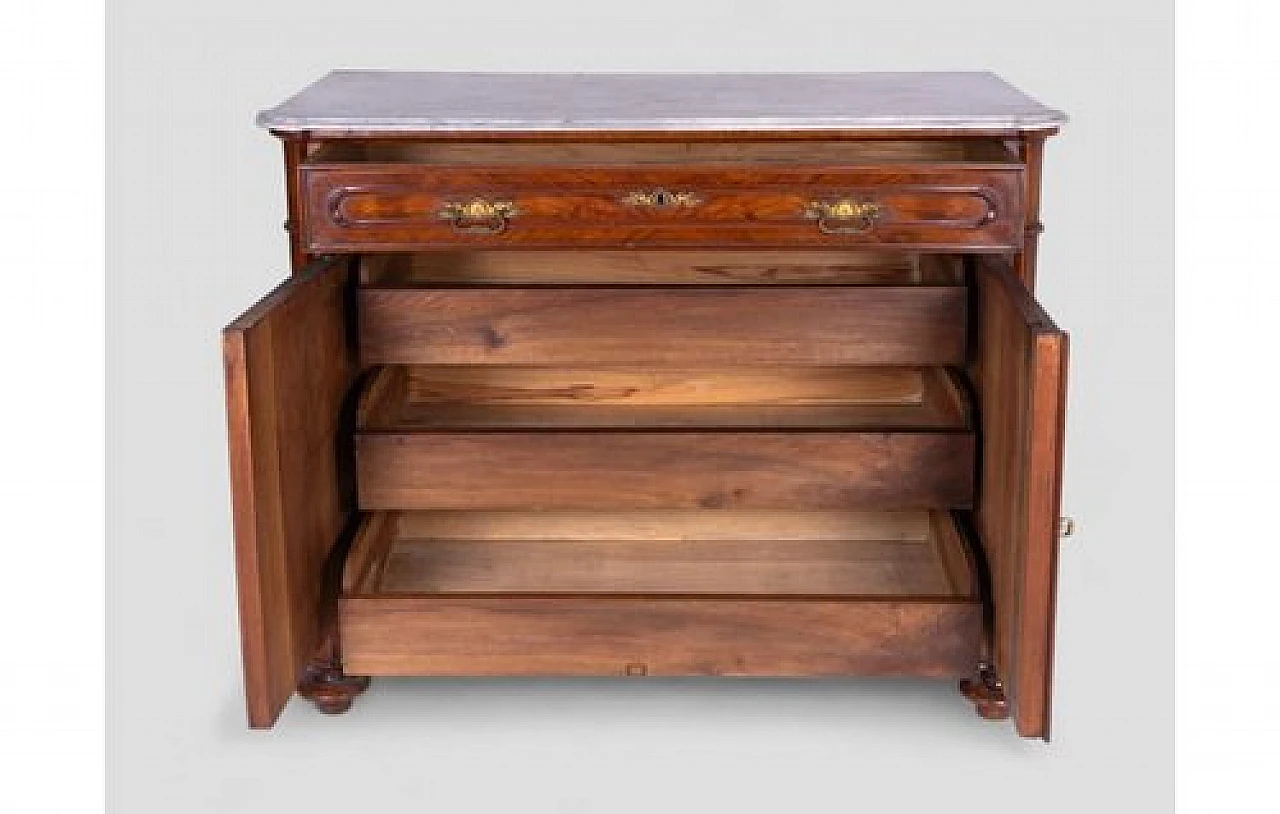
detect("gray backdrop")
(108, 2), (1172, 810)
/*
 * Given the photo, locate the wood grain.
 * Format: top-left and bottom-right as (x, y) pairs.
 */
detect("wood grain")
(223, 257), (356, 728)
(356, 365), (971, 430)
(970, 257), (1068, 740)
(355, 431), (974, 510)
(392, 508), (941, 542)
(340, 596), (981, 678)
(358, 286), (967, 366)
(348, 508), (970, 597)
(359, 250), (963, 286)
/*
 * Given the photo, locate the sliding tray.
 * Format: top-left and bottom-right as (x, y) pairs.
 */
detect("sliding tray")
(339, 509), (982, 677)
(354, 365), (976, 510)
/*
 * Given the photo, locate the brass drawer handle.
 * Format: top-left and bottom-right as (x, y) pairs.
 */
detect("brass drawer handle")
(804, 199), (884, 235)
(621, 188), (702, 208)
(438, 198), (518, 235)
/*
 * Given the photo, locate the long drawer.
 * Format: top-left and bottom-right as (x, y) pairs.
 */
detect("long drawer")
(356, 430), (974, 510)
(339, 510), (983, 678)
(353, 365), (976, 511)
(302, 164), (1023, 251)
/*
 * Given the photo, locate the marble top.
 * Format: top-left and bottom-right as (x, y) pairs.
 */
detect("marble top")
(257, 71), (1066, 133)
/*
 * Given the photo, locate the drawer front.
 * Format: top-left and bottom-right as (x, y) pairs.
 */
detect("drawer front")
(355, 431), (975, 510)
(358, 286), (967, 366)
(341, 597), (982, 678)
(302, 165), (1023, 251)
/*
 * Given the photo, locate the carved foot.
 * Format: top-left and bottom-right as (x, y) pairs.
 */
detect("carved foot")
(959, 661), (1010, 720)
(298, 660), (370, 716)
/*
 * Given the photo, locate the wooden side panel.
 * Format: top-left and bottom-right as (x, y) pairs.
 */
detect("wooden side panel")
(972, 259), (1069, 740)
(356, 432), (974, 510)
(341, 597), (982, 678)
(223, 258), (356, 728)
(359, 286), (967, 366)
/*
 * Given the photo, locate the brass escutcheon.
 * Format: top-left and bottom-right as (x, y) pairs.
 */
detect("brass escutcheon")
(804, 199), (885, 235)
(1059, 516), (1076, 538)
(438, 198), (518, 235)
(620, 188), (702, 208)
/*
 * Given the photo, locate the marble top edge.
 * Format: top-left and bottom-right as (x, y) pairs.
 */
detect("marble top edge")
(257, 70), (1067, 133)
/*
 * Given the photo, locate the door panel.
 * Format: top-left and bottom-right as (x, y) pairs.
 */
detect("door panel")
(971, 258), (1069, 740)
(223, 257), (356, 728)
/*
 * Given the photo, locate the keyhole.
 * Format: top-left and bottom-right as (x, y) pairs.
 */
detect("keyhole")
(653, 189), (671, 206)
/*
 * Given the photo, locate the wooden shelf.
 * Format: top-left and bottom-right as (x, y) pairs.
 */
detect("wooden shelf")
(357, 365), (972, 431)
(337, 509), (982, 678)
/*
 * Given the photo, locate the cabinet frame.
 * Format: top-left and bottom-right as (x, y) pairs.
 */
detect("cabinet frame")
(231, 126), (1066, 738)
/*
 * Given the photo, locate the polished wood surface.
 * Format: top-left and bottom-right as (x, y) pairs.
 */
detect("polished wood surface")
(223, 257), (356, 728)
(971, 258), (1069, 739)
(355, 431), (974, 511)
(358, 286), (967, 366)
(303, 164), (1022, 251)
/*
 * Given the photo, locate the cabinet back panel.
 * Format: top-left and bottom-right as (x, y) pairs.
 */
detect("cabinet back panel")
(358, 286), (967, 366)
(359, 251), (963, 286)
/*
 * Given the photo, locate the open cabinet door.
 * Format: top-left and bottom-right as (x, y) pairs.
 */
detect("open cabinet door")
(972, 258), (1069, 740)
(223, 258), (357, 728)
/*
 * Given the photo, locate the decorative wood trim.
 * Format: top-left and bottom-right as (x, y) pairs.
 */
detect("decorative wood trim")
(278, 132), (312, 273)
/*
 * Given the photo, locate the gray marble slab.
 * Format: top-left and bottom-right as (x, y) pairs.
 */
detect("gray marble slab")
(257, 71), (1066, 133)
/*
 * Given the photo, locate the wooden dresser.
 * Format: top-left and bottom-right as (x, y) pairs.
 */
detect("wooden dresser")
(225, 71), (1070, 739)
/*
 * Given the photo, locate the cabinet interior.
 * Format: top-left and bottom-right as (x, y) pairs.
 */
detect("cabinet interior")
(345, 248), (982, 600)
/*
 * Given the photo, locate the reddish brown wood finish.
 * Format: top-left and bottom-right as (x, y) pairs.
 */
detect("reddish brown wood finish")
(959, 662), (1010, 720)
(279, 134), (312, 273)
(358, 286), (967, 366)
(340, 596), (982, 678)
(970, 258), (1069, 740)
(301, 165), (1023, 251)
(354, 431), (975, 511)
(297, 632), (371, 715)
(1013, 134), (1048, 290)
(223, 257), (356, 727)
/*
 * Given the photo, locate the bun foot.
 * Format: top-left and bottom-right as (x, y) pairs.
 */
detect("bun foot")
(959, 662), (1009, 720)
(299, 660), (370, 716)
